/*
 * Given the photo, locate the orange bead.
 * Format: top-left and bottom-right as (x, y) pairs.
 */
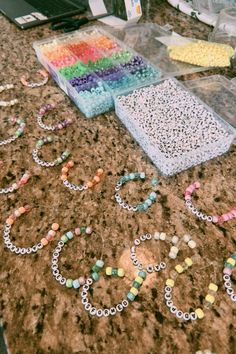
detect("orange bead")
(96, 168), (104, 176)
(93, 175), (100, 183)
(41, 238), (48, 246)
(61, 167), (68, 174)
(61, 175), (67, 181)
(19, 207), (26, 214)
(87, 181), (94, 188)
(6, 218), (14, 225)
(67, 160), (74, 168)
(24, 205), (31, 212)
(51, 223), (59, 231)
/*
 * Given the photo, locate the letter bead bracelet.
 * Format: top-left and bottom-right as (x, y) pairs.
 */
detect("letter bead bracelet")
(20, 69), (49, 88)
(0, 162), (31, 194)
(32, 136), (71, 167)
(51, 226), (93, 288)
(115, 172), (158, 212)
(61, 160), (104, 191)
(164, 256), (218, 321)
(184, 182), (236, 224)
(81, 264), (147, 317)
(3, 205), (60, 255)
(0, 118), (25, 146)
(37, 103), (73, 131)
(0, 84), (18, 107)
(131, 232), (197, 273)
(223, 252), (236, 303)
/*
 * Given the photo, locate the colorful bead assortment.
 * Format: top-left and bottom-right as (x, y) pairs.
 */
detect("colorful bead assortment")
(114, 172), (158, 212)
(3, 206), (59, 254)
(37, 103), (73, 131)
(223, 253), (236, 303)
(51, 226), (93, 288)
(0, 84), (18, 107)
(35, 28), (161, 118)
(164, 256), (218, 321)
(32, 136), (71, 167)
(184, 182), (236, 224)
(61, 160), (104, 191)
(0, 165), (31, 194)
(168, 41), (235, 67)
(0, 117), (26, 146)
(20, 69), (49, 88)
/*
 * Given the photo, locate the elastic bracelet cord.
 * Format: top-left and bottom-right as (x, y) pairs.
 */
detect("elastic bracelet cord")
(0, 84), (18, 107)
(20, 69), (49, 88)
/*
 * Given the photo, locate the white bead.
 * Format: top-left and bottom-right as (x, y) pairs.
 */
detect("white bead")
(159, 232), (166, 240)
(183, 234), (190, 242)
(188, 240), (196, 249)
(171, 236), (179, 245)
(154, 231), (160, 240)
(170, 246), (179, 254)
(169, 251), (177, 259)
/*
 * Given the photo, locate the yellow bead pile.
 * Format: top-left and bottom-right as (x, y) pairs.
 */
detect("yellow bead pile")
(168, 40), (235, 67)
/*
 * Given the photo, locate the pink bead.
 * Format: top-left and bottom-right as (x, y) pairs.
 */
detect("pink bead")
(67, 118), (73, 124)
(222, 214), (230, 222)
(212, 216), (219, 223)
(231, 210), (236, 217)
(184, 191), (191, 196)
(185, 195), (191, 201)
(58, 124), (63, 130)
(223, 268), (232, 275)
(194, 181), (200, 189)
(75, 228), (81, 236)
(12, 183), (18, 190)
(186, 187), (193, 194)
(48, 230), (56, 237)
(78, 277), (85, 285)
(85, 226), (93, 235)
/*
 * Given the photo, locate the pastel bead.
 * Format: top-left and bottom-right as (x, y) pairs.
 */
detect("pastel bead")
(208, 283), (218, 292)
(130, 287), (139, 296)
(171, 236), (179, 245)
(170, 246), (178, 254)
(205, 294), (215, 304)
(183, 234), (190, 243)
(118, 268), (125, 277)
(48, 230), (56, 238)
(127, 292), (136, 301)
(66, 279), (73, 288)
(87, 181), (94, 188)
(92, 272), (99, 281)
(73, 279), (80, 289)
(52, 223), (59, 231)
(135, 276), (143, 284)
(154, 231), (160, 240)
(96, 168), (104, 176)
(194, 181), (200, 188)
(188, 240), (196, 249)
(169, 251), (177, 259)
(78, 277), (85, 285)
(175, 265), (184, 274)
(19, 207), (26, 214)
(184, 257), (193, 267)
(223, 268), (232, 275)
(159, 232), (166, 240)
(75, 228), (81, 235)
(195, 308), (205, 319)
(41, 238), (48, 246)
(93, 175), (100, 183)
(67, 160), (74, 167)
(85, 226), (93, 234)
(138, 271), (147, 279)
(66, 231), (74, 239)
(61, 167), (68, 173)
(212, 216), (219, 223)
(140, 172), (145, 179)
(6, 218), (14, 225)
(166, 279), (175, 287)
(61, 235), (69, 243)
(106, 267), (112, 276)
(226, 258), (236, 267)
(96, 260), (104, 269)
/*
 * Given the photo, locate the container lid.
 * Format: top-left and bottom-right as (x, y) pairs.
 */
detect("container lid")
(184, 75), (236, 131)
(104, 23), (210, 77)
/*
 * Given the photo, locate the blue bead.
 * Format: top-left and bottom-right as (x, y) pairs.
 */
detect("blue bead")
(138, 271), (147, 279)
(140, 172), (145, 179)
(96, 259), (104, 268)
(149, 192), (157, 201)
(92, 272), (100, 281)
(151, 178), (159, 187)
(142, 202), (149, 210)
(137, 204), (144, 211)
(145, 199), (152, 206)
(232, 253), (236, 260)
(66, 231), (74, 240)
(72, 279), (80, 289)
(127, 292), (135, 301)
(129, 173), (135, 180)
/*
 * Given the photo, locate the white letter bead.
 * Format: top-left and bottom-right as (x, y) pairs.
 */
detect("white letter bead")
(171, 236), (179, 245)
(170, 246), (179, 254)
(169, 251), (177, 259)
(154, 232), (160, 240)
(160, 232), (166, 240)
(183, 234), (190, 243)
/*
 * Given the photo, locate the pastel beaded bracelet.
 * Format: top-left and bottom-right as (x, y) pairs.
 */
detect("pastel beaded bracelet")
(164, 256), (218, 321)
(131, 232), (197, 272)
(0, 163), (31, 194)
(3, 205), (60, 255)
(81, 267), (146, 317)
(61, 160), (104, 191)
(184, 182), (236, 224)
(32, 136), (71, 167)
(115, 173), (158, 212)
(20, 69), (49, 88)
(37, 103), (73, 131)
(0, 84), (18, 107)
(223, 252), (236, 303)
(0, 117), (26, 146)
(51, 226), (93, 288)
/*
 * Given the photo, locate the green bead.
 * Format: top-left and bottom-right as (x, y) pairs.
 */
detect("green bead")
(132, 281), (141, 289)
(137, 204), (144, 211)
(80, 226), (86, 233)
(138, 271), (147, 279)
(66, 279), (73, 288)
(61, 235), (69, 243)
(142, 202), (149, 211)
(37, 139), (44, 147)
(112, 268), (118, 276)
(63, 150), (70, 157)
(92, 265), (101, 273)
(151, 178), (159, 187)
(66, 231), (73, 240)
(127, 292), (135, 301)
(15, 130), (22, 137)
(47, 136), (53, 143)
(224, 262), (233, 269)
(129, 173), (135, 180)
(231, 253), (236, 260)
(91, 272), (99, 281)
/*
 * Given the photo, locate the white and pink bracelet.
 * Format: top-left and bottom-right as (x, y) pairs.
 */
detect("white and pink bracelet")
(184, 182), (236, 224)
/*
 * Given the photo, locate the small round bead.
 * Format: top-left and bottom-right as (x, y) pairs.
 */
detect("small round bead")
(52, 223), (59, 231)
(87, 181), (94, 188)
(93, 175), (100, 183)
(67, 160), (74, 167)
(66, 279), (73, 288)
(85, 226), (93, 234)
(19, 207), (26, 214)
(75, 228), (81, 235)
(78, 277), (85, 285)
(96, 168), (104, 176)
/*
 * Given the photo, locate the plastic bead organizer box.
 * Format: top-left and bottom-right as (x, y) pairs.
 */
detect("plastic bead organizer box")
(33, 26), (236, 176)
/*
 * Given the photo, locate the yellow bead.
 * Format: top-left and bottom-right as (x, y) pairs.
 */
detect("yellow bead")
(227, 258), (236, 266)
(208, 283), (218, 292)
(130, 287), (139, 296)
(195, 308), (205, 319)
(205, 294), (215, 304)
(184, 257), (193, 267)
(175, 265), (184, 274)
(118, 268), (125, 277)
(166, 278), (175, 287)
(135, 276), (143, 284)
(105, 267), (112, 276)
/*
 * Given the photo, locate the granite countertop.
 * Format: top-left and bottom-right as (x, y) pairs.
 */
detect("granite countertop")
(0, 1), (236, 354)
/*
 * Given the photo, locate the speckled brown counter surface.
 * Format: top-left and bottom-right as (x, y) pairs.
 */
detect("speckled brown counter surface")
(0, 1), (236, 354)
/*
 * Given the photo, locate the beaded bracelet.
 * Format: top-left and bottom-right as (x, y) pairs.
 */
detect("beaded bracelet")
(32, 136), (71, 167)
(0, 163), (31, 194)
(20, 69), (49, 88)
(184, 182), (236, 224)
(0, 117), (25, 146)
(37, 103), (73, 131)
(51, 226), (93, 288)
(61, 160), (104, 191)
(164, 256), (218, 321)
(2, 205), (60, 255)
(115, 173), (158, 212)
(0, 84), (18, 107)
(131, 232), (197, 272)
(223, 252), (236, 303)
(81, 266), (147, 317)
